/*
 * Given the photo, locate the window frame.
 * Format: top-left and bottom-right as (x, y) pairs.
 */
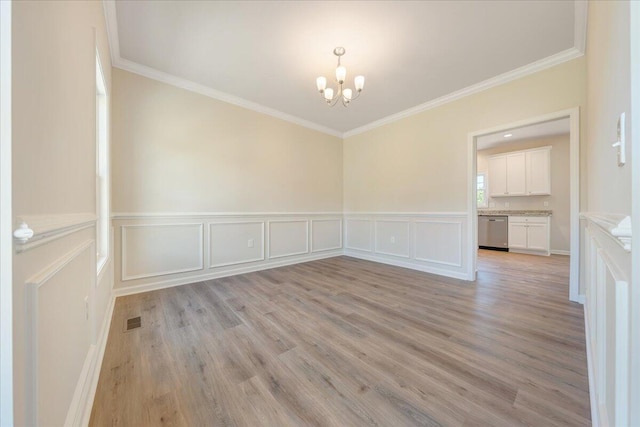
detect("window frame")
(96, 51), (109, 274)
(477, 172), (488, 209)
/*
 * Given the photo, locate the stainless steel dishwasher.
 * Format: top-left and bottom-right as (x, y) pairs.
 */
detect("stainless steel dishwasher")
(478, 215), (508, 251)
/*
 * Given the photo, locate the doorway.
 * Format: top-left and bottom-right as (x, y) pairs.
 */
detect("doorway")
(467, 108), (580, 302)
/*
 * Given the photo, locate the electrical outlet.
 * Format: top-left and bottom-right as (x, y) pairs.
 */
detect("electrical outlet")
(247, 238), (254, 248)
(543, 201), (549, 207)
(390, 236), (396, 244)
(504, 202), (510, 208)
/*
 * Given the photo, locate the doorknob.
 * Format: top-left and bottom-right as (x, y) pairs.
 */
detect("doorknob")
(13, 222), (34, 243)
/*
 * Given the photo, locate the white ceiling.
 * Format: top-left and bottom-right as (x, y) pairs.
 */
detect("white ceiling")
(107, 1), (583, 136)
(476, 118), (570, 150)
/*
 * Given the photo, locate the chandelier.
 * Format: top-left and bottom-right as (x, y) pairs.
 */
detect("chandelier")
(316, 47), (365, 107)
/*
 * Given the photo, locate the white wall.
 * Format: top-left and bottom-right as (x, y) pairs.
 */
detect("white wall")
(11, 1), (114, 425)
(477, 134), (570, 252)
(111, 69), (344, 293)
(112, 69), (343, 214)
(586, 0), (631, 215)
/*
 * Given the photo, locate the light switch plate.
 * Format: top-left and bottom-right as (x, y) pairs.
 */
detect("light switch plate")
(612, 112), (626, 166)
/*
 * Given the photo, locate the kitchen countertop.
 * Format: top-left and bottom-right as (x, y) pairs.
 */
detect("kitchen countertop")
(478, 210), (552, 217)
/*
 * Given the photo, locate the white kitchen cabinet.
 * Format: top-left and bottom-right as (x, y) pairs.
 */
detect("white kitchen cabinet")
(506, 152), (526, 195)
(508, 216), (550, 255)
(525, 148), (551, 195)
(487, 146), (551, 197)
(488, 156), (507, 196)
(507, 223), (528, 249)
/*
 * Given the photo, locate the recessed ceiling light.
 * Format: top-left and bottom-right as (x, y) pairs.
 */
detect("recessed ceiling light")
(503, 133), (513, 138)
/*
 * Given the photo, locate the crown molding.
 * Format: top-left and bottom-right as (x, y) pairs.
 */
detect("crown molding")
(343, 47), (584, 138)
(103, 1), (586, 140)
(112, 58), (343, 138)
(574, 0), (588, 54)
(103, 1), (120, 64)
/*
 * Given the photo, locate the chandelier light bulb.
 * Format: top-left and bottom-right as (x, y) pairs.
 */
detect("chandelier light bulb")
(343, 88), (353, 100)
(324, 88), (334, 100)
(355, 75), (365, 92)
(316, 76), (327, 92)
(335, 66), (346, 84)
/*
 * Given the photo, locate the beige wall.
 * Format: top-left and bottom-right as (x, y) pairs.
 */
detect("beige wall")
(582, 2), (635, 424)
(343, 57), (586, 213)
(586, 0), (631, 214)
(112, 69), (343, 214)
(477, 135), (570, 252)
(12, 1), (113, 425)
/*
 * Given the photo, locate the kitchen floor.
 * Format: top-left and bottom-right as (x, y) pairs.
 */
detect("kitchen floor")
(477, 249), (571, 299)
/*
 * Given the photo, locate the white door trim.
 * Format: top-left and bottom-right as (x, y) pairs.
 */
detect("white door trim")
(0, 0), (13, 424)
(629, 1), (640, 423)
(467, 107), (581, 303)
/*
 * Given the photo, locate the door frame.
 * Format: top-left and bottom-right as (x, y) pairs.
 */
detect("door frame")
(0, 0), (13, 424)
(466, 107), (581, 303)
(629, 0), (640, 421)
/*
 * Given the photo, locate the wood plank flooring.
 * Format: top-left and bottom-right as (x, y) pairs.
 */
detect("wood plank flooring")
(90, 250), (590, 426)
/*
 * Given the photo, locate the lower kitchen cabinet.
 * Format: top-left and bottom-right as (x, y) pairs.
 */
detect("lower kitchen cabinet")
(508, 216), (550, 255)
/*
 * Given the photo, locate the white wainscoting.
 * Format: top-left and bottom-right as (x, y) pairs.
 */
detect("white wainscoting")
(415, 220), (463, 267)
(209, 221), (264, 268)
(581, 213), (632, 426)
(121, 223), (204, 281)
(25, 239), (97, 427)
(344, 213), (469, 280)
(112, 213), (343, 295)
(374, 220), (410, 258)
(311, 219), (342, 253)
(268, 220), (309, 259)
(345, 218), (373, 252)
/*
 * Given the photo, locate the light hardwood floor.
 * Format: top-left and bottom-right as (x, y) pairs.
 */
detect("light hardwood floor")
(90, 251), (589, 426)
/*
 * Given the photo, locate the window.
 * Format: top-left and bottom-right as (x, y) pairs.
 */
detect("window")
(477, 173), (488, 208)
(96, 53), (109, 272)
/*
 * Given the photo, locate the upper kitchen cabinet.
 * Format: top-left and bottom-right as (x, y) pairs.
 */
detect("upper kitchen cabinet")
(488, 146), (551, 197)
(525, 147), (551, 195)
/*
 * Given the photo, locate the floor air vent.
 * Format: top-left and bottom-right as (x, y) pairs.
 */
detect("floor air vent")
(125, 316), (142, 331)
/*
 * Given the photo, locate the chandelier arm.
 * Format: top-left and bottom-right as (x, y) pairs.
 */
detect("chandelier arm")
(348, 89), (362, 101)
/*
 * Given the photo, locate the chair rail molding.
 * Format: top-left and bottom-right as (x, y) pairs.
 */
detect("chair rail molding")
(581, 212), (632, 252)
(13, 213), (96, 253)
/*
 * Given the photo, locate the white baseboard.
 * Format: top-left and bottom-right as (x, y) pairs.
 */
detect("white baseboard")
(79, 293), (116, 427)
(344, 250), (470, 281)
(551, 249), (571, 256)
(64, 345), (96, 427)
(114, 250), (343, 297)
